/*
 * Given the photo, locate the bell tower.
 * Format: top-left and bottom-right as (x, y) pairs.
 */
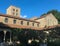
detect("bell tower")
(6, 6), (20, 17)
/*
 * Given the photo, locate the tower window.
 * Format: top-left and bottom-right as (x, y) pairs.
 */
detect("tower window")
(4, 18), (8, 23)
(27, 21), (29, 25)
(21, 21), (23, 25)
(16, 9), (18, 12)
(13, 9), (15, 11)
(13, 19), (16, 24)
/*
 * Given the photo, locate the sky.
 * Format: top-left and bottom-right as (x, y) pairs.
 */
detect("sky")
(0, 0), (60, 18)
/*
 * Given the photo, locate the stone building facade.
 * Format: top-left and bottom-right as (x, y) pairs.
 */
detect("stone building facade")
(35, 13), (58, 28)
(0, 6), (59, 44)
(0, 6), (58, 29)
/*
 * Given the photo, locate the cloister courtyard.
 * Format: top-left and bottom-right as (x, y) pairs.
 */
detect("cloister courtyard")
(0, 22), (60, 46)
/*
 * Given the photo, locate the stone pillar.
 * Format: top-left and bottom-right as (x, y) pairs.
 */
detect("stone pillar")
(3, 30), (7, 43)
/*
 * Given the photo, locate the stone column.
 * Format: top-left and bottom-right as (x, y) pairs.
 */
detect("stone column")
(3, 30), (7, 43)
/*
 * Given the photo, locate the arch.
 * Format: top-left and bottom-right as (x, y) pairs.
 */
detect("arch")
(0, 31), (4, 43)
(0, 29), (11, 43)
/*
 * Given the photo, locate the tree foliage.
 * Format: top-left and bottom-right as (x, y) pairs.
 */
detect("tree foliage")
(10, 26), (60, 46)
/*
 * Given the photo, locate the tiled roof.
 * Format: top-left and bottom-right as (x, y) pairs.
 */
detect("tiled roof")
(4, 23), (42, 30)
(5, 24), (60, 30)
(0, 22), (59, 30)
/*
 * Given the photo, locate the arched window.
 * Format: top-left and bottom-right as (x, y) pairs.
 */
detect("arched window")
(4, 18), (8, 23)
(27, 21), (29, 25)
(13, 19), (16, 24)
(16, 9), (18, 12)
(21, 21), (23, 25)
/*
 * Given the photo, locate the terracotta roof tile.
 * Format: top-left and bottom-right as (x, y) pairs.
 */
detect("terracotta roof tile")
(2, 23), (60, 30)
(4, 23), (41, 30)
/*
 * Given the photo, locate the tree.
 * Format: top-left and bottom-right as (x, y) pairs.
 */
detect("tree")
(47, 10), (58, 15)
(55, 12), (60, 23)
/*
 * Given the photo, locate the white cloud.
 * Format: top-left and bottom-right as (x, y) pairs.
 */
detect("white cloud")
(20, 15), (27, 18)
